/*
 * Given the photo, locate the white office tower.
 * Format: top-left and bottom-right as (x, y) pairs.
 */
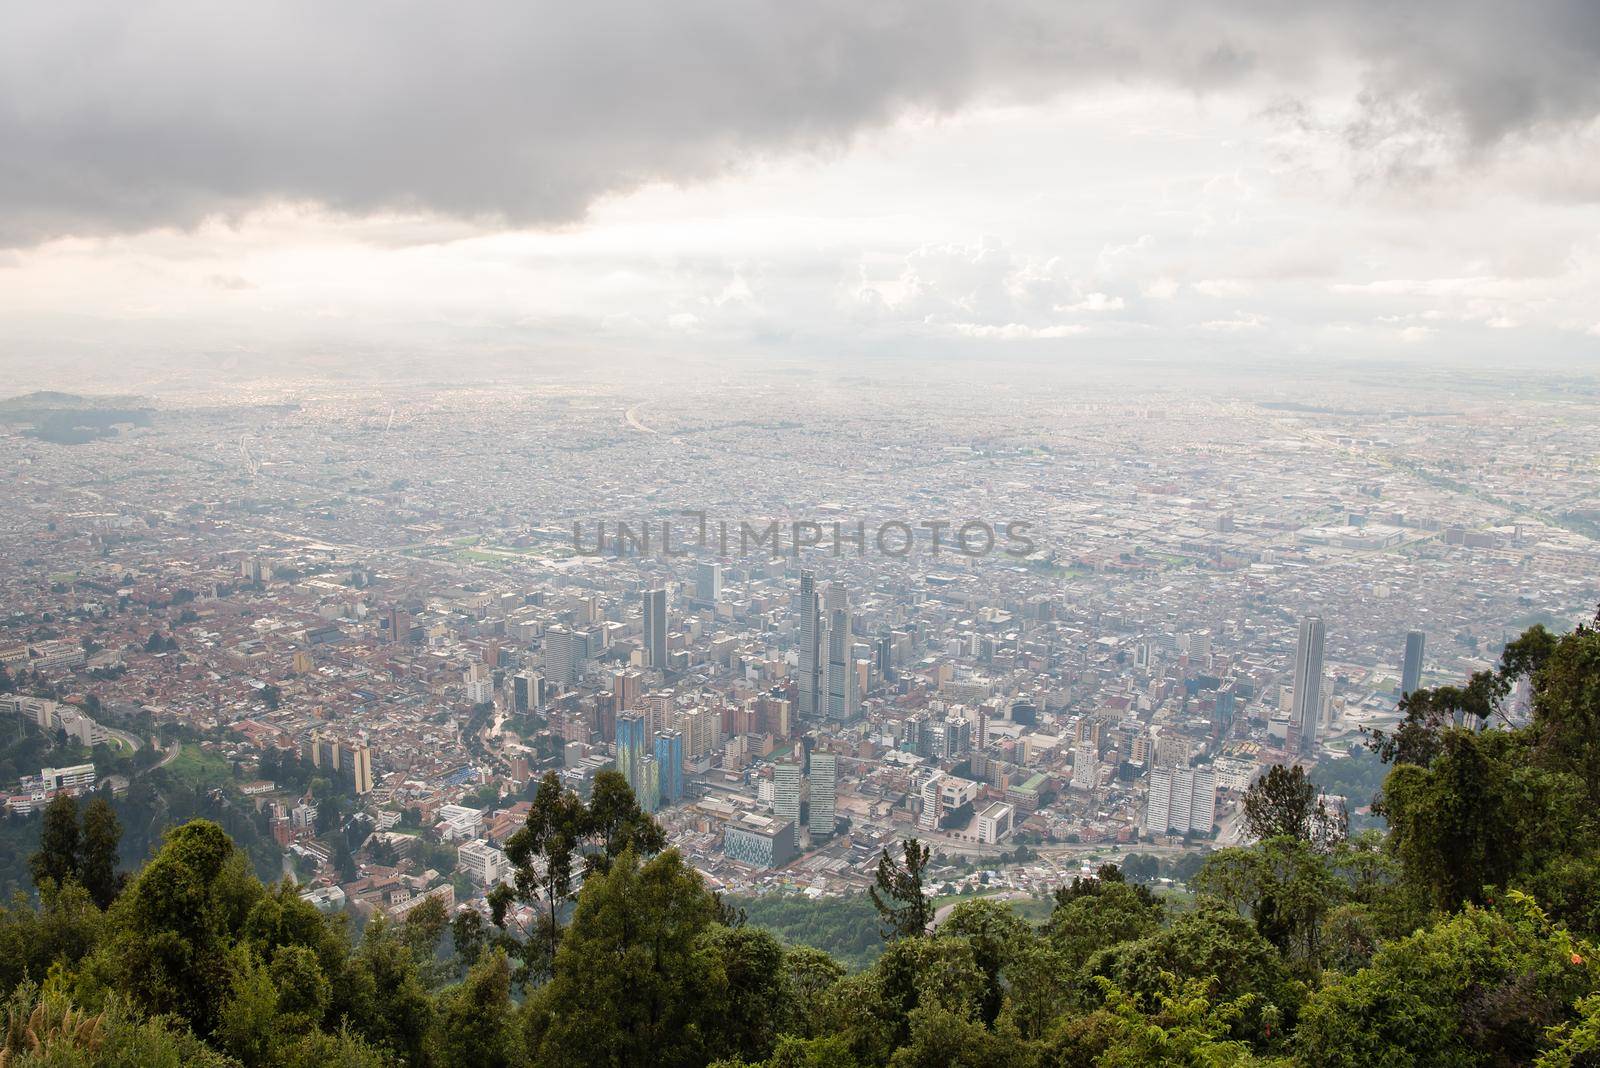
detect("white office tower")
(823, 583), (858, 721)
(1289, 615), (1326, 758)
(696, 561), (722, 604)
(797, 571), (822, 718)
(1071, 742), (1098, 791)
(1190, 767), (1218, 832)
(808, 752), (837, 837)
(1145, 767), (1173, 834)
(918, 771), (945, 830)
(465, 676), (493, 706)
(773, 761), (803, 846)
(1145, 765), (1219, 835)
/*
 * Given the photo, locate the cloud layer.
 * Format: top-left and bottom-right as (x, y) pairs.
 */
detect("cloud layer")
(4, 1), (1600, 243)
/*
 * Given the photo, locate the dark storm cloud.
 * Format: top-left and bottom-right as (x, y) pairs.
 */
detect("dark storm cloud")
(2, 1), (1598, 244)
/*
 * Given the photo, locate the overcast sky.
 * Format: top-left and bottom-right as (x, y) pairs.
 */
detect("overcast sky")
(3, 1), (1600, 384)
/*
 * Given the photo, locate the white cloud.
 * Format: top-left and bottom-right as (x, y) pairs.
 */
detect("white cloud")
(1055, 292), (1125, 312)
(1192, 278), (1256, 298)
(947, 322), (1091, 340)
(1200, 312), (1267, 331)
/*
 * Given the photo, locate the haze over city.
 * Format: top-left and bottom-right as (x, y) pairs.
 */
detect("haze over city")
(4, 6), (1600, 1066)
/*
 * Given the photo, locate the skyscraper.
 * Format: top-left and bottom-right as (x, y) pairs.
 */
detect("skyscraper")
(636, 753), (660, 814)
(617, 712), (649, 799)
(796, 571), (822, 718)
(773, 761), (803, 846)
(1289, 615), (1326, 758)
(695, 561), (722, 605)
(1144, 765), (1217, 835)
(1401, 630), (1425, 699)
(544, 627), (580, 688)
(613, 669), (643, 711)
(808, 752), (836, 837)
(823, 582), (857, 721)
(510, 670), (542, 712)
(654, 729), (684, 805)
(1071, 742), (1098, 791)
(643, 587), (668, 670)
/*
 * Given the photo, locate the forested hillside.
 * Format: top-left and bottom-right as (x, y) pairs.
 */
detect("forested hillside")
(4, 616), (1600, 1066)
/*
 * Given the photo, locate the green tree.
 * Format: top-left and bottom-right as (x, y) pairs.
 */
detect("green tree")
(342, 915), (436, 1064)
(870, 839), (933, 941)
(87, 819), (263, 1033)
(216, 949), (289, 1067)
(782, 946), (848, 1039)
(491, 770), (585, 978)
(1195, 837), (1342, 969)
(1242, 764), (1345, 849)
(1046, 873), (1164, 973)
(1086, 899), (1295, 1043)
(1041, 975), (1261, 1068)
(430, 950), (518, 1068)
(1380, 729), (1589, 911)
(1294, 896), (1596, 1067)
(29, 794), (81, 891)
(700, 924), (792, 1063)
(939, 898), (1034, 1028)
(525, 847), (720, 1068)
(583, 769), (667, 874)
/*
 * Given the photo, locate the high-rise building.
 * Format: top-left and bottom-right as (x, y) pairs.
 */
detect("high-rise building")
(385, 607), (412, 644)
(876, 632), (893, 679)
(654, 729), (684, 805)
(303, 732), (374, 795)
(464, 664), (494, 706)
(1071, 742), (1098, 791)
(510, 671), (543, 712)
(613, 669), (644, 711)
(339, 741), (375, 795)
(642, 588), (668, 670)
(635, 754), (660, 814)
(1401, 630), (1425, 699)
(544, 627), (580, 688)
(1144, 765), (1217, 835)
(1289, 615), (1326, 758)
(773, 761), (803, 846)
(457, 840), (510, 886)
(676, 706), (722, 760)
(722, 815), (799, 869)
(918, 771), (945, 830)
(797, 571), (822, 718)
(616, 712), (649, 798)
(944, 715), (973, 759)
(695, 562), (722, 605)
(823, 583), (857, 721)
(808, 752), (837, 837)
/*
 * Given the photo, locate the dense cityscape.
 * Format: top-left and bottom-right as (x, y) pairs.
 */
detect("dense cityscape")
(4, 365), (1594, 923)
(8, 4), (1600, 1063)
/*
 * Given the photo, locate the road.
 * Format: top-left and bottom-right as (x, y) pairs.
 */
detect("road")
(104, 739), (180, 795)
(624, 404), (658, 434)
(929, 889), (1029, 931)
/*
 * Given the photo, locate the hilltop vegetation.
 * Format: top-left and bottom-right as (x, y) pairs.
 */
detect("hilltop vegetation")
(3, 614), (1600, 1065)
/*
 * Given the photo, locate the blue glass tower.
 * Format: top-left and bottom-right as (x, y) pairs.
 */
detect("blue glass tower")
(654, 729), (684, 805)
